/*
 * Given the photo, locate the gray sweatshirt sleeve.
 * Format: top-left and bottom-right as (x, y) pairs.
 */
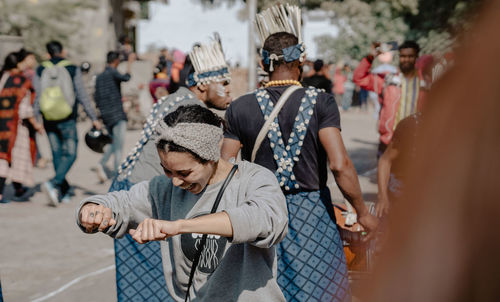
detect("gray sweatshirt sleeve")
(73, 68), (98, 121)
(33, 73), (42, 119)
(75, 181), (153, 238)
(224, 167), (288, 248)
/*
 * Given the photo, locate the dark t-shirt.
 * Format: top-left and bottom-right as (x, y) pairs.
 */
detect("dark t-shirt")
(224, 86), (341, 191)
(302, 74), (333, 93)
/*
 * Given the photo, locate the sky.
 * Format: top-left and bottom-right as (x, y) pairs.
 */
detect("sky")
(137, 0), (338, 67)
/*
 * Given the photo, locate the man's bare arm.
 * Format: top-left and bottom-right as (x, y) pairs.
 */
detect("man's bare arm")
(319, 127), (378, 233)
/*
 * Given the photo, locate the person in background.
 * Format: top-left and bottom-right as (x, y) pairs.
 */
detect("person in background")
(117, 35), (133, 62)
(149, 61), (170, 103)
(0, 51), (43, 203)
(333, 64), (346, 108)
(302, 59), (333, 93)
(167, 49), (186, 94)
(376, 113), (421, 217)
(341, 64), (355, 111)
(93, 51), (136, 182)
(17, 49), (52, 169)
(34, 40), (101, 206)
(353, 41), (428, 157)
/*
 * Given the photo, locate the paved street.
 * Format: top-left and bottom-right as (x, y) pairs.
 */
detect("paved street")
(0, 108), (378, 302)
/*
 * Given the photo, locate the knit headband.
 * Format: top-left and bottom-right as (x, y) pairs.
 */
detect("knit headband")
(154, 121), (223, 161)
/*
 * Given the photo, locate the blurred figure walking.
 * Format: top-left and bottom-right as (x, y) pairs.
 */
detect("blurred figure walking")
(34, 40), (101, 206)
(93, 51), (135, 182)
(17, 49), (52, 169)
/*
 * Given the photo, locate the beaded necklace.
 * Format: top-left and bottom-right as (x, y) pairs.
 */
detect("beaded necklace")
(264, 80), (302, 88)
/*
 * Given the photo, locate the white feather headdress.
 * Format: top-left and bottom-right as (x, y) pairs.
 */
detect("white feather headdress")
(254, 4), (305, 71)
(187, 34), (230, 87)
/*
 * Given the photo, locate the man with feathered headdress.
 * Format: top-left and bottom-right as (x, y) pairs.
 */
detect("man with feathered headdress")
(222, 4), (378, 301)
(109, 35), (232, 301)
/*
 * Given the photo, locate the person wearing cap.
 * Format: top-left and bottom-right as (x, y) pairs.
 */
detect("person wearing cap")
(302, 59), (333, 93)
(222, 4), (378, 301)
(76, 105), (288, 301)
(353, 40), (428, 157)
(107, 38), (233, 301)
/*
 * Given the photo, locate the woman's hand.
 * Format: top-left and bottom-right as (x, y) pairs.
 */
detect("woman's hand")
(79, 203), (116, 233)
(129, 219), (181, 244)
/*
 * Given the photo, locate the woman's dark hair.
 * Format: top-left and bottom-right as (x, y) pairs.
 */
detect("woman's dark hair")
(262, 32), (300, 73)
(0, 52), (19, 78)
(16, 48), (34, 62)
(156, 105), (224, 163)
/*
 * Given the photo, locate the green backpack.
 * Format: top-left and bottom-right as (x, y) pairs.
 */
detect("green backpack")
(39, 60), (75, 121)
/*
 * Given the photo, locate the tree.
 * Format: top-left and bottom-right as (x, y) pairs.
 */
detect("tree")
(0, 0), (99, 57)
(315, 0), (409, 62)
(315, 0), (483, 62)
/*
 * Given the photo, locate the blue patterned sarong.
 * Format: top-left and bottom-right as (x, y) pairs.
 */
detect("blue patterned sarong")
(278, 189), (350, 302)
(255, 87), (351, 302)
(110, 177), (175, 302)
(110, 92), (195, 301)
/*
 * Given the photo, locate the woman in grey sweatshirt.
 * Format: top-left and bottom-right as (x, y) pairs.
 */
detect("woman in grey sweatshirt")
(76, 105), (288, 301)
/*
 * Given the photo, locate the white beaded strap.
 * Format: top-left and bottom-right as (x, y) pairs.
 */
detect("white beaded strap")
(251, 85), (301, 162)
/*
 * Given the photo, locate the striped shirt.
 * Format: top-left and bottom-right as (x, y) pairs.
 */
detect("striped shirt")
(94, 66), (131, 128)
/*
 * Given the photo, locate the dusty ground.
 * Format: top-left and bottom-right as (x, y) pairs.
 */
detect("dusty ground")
(0, 106), (378, 302)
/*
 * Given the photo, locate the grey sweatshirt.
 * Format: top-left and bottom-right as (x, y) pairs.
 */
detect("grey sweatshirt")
(77, 161), (288, 301)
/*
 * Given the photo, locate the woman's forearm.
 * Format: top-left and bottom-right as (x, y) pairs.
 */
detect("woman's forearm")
(177, 211), (234, 238)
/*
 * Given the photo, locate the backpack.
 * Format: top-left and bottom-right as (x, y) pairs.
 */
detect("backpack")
(39, 60), (75, 121)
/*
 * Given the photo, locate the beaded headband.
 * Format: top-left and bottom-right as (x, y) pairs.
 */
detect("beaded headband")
(255, 3), (306, 71)
(187, 34), (231, 87)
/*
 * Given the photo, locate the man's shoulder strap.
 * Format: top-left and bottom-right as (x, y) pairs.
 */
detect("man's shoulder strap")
(251, 85), (301, 162)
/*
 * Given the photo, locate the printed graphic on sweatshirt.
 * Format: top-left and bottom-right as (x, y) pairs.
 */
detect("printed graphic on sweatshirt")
(180, 214), (228, 274)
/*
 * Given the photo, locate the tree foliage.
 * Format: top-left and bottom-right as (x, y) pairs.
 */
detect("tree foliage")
(316, 0), (482, 62)
(0, 0), (99, 57)
(316, 0), (408, 63)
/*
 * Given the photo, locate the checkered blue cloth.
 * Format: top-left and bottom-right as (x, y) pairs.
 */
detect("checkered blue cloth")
(109, 178), (175, 302)
(278, 190), (351, 302)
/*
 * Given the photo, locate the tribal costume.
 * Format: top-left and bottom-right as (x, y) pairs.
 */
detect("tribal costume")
(226, 86), (350, 302)
(224, 4), (351, 301)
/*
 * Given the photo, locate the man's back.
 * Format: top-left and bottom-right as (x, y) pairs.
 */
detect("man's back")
(225, 86), (340, 191)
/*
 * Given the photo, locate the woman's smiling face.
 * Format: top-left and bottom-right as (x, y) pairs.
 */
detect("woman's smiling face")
(158, 149), (215, 194)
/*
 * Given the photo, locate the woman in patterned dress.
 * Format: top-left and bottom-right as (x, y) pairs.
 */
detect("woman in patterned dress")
(0, 51), (43, 203)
